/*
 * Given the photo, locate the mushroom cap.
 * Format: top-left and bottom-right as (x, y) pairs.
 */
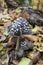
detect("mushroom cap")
(8, 17), (32, 36)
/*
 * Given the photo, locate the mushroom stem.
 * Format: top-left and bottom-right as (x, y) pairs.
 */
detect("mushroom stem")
(15, 36), (20, 59)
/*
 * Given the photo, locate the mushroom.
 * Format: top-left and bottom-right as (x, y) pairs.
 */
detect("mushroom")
(8, 17), (32, 59)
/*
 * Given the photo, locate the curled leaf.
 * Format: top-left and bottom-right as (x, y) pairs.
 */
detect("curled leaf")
(18, 57), (33, 65)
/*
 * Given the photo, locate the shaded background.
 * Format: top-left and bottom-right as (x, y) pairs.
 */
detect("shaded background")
(0, 0), (43, 11)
